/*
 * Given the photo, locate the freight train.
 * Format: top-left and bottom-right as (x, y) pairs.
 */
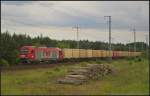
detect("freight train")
(19, 46), (141, 63)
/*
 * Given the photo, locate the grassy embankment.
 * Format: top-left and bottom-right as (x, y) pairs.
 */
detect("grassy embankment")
(1, 57), (149, 95)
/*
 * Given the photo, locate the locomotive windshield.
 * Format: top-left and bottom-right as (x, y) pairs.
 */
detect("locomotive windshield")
(20, 49), (29, 54)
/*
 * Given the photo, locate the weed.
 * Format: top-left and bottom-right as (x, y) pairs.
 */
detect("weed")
(79, 62), (88, 67)
(0, 59), (9, 67)
(46, 71), (53, 74)
(54, 67), (60, 71)
(129, 61), (133, 65)
(137, 57), (142, 62)
(95, 60), (102, 64)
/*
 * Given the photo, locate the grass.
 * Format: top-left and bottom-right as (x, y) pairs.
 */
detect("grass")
(1, 57), (149, 95)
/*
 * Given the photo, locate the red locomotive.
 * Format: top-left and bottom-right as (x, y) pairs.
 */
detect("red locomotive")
(19, 46), (64, 63)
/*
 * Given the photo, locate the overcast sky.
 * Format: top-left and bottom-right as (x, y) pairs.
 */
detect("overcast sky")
(1, 1), (149, 44)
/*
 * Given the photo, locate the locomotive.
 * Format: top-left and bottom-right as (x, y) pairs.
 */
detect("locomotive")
(19, 46), (141, 63)
(19, 46), (64, 63)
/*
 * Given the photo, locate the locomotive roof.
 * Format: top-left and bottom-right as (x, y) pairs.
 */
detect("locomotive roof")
(21, 46), (61, 50)
(22, 46), (35, 47)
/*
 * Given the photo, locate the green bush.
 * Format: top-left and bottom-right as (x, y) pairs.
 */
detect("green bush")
(80, 62), (88, 67)
(137, 57), (142, 62)
(97, 59), (106, 64)
(95, 60), (102, 64)
(125, 57), (132, 61)
(133, 57), (142, 62)
(15, 58), (20, 64)
(129, 61), (133, 65)
(141, 51), (149, 59)
(0, 59), (9, 67)
(46, 71), (53, 74)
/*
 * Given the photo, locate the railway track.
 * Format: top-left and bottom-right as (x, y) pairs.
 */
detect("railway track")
(0, 61), (81, 72)
(0, 58), (123, 72)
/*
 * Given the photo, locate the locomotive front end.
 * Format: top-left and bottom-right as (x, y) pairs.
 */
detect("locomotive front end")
(19, 46), (35, 63)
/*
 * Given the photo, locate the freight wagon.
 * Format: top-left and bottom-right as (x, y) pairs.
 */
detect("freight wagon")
(19, 46), (142, 63)
(62, 49), (141, 59)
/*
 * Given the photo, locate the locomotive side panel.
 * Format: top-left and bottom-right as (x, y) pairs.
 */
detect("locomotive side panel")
(34, 48), (60, 61)
(34, 48), (49, 61)
(50, 49), (59, 60)
(34, 48), (43, 61)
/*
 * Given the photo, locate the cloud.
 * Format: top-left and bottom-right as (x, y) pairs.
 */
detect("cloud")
(1, 1), (149, 43)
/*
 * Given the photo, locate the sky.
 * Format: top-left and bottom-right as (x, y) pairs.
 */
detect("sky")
(1, 1), (149, 44)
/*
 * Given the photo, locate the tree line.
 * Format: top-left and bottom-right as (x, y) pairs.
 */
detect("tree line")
(0, 31), (148, 65)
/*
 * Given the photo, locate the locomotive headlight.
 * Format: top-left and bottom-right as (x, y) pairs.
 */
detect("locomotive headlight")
(20, 55), (25, 58)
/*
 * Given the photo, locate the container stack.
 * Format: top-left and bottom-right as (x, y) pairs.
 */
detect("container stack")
(57, 64), (114, 85)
